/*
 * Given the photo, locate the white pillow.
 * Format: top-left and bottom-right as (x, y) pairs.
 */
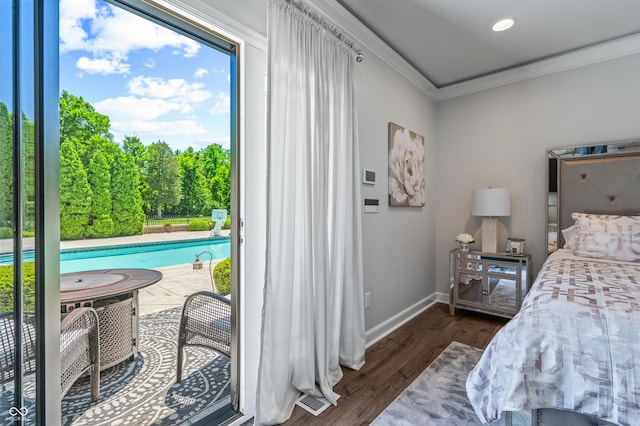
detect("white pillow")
(571, 213), (640, 262)
(561, 225), (577, 250)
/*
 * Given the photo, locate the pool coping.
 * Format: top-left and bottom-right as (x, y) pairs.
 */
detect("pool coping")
(0, 229), (231, 256)
(60, 236), (230, 255)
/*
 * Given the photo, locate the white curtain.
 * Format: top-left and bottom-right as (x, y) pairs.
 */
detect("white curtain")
(256, 0), (365, 424)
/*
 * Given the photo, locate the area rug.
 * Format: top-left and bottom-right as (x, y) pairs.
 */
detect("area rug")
(0, 307), (230, 425)
(371, 341), (529, 426)
(59, 307), (231, 425)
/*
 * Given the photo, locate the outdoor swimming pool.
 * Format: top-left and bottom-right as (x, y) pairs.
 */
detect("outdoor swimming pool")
(0, 238), (231, 273)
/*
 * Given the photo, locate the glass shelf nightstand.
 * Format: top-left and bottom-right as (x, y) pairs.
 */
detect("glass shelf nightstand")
(449, 249), (531, 319)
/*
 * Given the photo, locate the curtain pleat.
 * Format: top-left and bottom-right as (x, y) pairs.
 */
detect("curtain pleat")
(256, 0), (365, 424)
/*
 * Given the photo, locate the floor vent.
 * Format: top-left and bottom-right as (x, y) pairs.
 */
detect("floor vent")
(295, 392), (339, 416)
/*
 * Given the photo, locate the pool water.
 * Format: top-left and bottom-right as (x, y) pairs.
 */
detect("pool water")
(0, 238), (231, 274)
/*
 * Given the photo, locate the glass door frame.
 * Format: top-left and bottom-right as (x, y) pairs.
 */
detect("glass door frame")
(108, 0), (241, 415)
(9, 0), (240, 423)
(36, 0), (62, 422)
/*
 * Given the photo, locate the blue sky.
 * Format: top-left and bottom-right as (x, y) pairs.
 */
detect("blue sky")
(59, 0), (231, 151)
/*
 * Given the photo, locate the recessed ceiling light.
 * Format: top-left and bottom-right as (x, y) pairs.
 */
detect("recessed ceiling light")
(492, 18), (515, 32)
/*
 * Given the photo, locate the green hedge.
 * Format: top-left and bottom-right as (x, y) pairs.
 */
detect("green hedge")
(0, 227), (11, 239)
(213, 257), (231, 296)
(0, 228), (35, 238)
(188, 219), (209, 231)
(0, 262), (36, 313)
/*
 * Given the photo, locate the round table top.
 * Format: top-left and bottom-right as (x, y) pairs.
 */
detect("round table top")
(60, 268), (163, 304)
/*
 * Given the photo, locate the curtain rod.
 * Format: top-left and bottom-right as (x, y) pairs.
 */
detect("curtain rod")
(280, 0), (364, 62)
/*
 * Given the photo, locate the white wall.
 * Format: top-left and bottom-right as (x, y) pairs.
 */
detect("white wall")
(435, 53), (640, 293)
(238, 42), (267, 419)
(355, 52), (437, 341)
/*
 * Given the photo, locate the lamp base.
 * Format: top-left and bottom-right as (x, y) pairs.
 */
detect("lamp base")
(481, 217), (498, 253)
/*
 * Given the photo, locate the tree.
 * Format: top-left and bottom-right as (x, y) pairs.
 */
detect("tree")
(0, 108), (36, 233)
(60, 140), (92, 240)
(76, 134), (121, 170)
(22, 113), (36, 228)
(176, 148), (210, 216)
(122, 135), (147, 168)
(145, 141), (182, 217)
(122, 135), (151, 213)
(0, 103), (12, 228)
(202, 144), (231, 212)
(111, 151), (144, 236)
(87, 151), (114, 237)
(59, 90), (112, 145)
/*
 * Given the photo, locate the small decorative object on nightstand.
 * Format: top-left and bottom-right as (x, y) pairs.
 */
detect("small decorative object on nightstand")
(455, 233), (474, 252)
(506, 237), (525, 256)
(449, 249), (531, 319)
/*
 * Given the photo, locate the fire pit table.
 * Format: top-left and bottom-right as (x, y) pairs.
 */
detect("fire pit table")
(60, 268), (163, 370)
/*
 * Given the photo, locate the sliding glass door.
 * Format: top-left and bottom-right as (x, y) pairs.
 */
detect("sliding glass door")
(2, 0), (238, 423)
(1, 0), (60, 424)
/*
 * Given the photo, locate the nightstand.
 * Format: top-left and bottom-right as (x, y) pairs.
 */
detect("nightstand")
(449, 249), (531, 319)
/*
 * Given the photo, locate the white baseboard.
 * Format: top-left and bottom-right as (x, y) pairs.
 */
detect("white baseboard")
(365, 291), (450, 348)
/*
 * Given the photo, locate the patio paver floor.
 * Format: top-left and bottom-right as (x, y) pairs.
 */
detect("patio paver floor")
(139, 262), (221, 316)
(58, 229), (231, 316)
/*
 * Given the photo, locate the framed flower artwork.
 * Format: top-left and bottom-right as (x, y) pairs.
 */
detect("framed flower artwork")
(388, 122), (425, 206)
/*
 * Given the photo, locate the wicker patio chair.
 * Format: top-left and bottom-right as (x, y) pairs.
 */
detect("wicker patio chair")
(0, 311), (36, 384)
(176, 291), (231, 383)
(60, 307), (100, 401)
(1, 309), (99, 400)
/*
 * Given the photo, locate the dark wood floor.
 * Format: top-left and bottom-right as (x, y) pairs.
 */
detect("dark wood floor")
(283, 302), (507, 425)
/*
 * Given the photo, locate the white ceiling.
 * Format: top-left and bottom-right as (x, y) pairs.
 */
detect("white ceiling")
(336, 0), (640, 88)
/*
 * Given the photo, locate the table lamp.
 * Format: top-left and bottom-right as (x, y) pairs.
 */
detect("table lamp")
(472, 188), (511, 253)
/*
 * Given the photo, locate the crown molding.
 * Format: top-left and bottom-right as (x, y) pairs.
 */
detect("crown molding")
(312, 2), (640, 102)
(433, 32), (640, 100)
(310, 0), (439, 99)
(155, 0), (640, 102)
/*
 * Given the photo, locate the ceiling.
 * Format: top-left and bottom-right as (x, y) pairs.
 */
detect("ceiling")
(204, 0), (640, 95)
(335, 0), (640, 88)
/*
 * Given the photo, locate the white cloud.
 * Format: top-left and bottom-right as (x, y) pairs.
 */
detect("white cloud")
(90, 8), (200, 57)
(112, 119), (207, 136)
(210, 136), (231, 149)
(59, 0), (97, 53)
(172, 136), (230, 152)
(144, 59), (156, 68)
(194, 68), (209, 78)
(109, 120), (209, 149)
(127, 76), (212, 104)
(59, 0), (200, 74)
(210, 92), (230, 115)
(76, 55), (130, 75)
(93, 96), (186, 121)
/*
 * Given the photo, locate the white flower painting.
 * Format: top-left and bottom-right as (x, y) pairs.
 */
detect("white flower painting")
(388, 122), (425, 206)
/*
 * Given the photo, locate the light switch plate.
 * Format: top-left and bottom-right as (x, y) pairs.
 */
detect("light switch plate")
(364, 198), (379, 213)
(362, 169), (376, 185)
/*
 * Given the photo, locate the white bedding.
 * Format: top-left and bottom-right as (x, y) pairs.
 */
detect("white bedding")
(466, 250), (640, 425)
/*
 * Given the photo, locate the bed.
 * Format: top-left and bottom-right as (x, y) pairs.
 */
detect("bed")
(466, 145), (640, 426)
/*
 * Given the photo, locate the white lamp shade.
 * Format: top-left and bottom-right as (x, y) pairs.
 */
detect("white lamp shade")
(472, 188), (511, 217)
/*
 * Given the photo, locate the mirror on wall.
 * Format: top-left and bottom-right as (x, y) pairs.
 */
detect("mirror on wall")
(546, 139), (640, 255)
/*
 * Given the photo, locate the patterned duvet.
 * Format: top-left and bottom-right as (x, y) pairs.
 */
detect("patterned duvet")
(466, 250), (640, 425)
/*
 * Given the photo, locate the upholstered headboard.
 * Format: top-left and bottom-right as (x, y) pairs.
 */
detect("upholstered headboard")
(555, 152), (640, 248)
